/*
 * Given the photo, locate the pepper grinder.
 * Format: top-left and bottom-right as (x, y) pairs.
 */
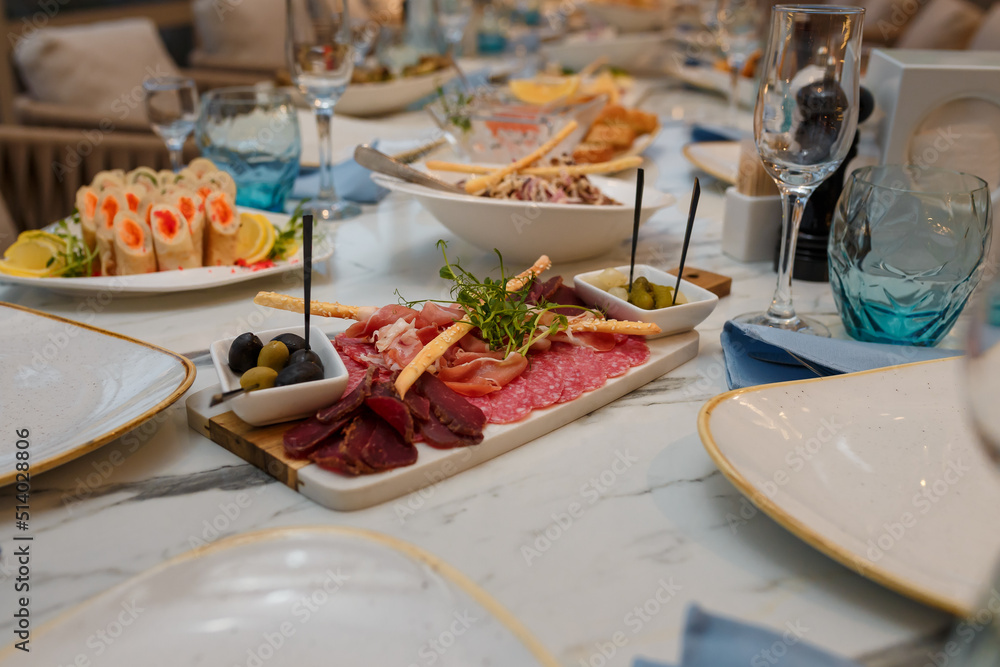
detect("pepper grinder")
(778, 85), (875, 281)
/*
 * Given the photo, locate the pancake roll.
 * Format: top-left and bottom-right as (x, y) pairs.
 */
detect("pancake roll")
(172, 188), (206, 263)
(74, 186), (100, 253)
(203, 191), (239, 266)
(95, 188), (126, 276)
(112, 211), (157, 275)
(150, 204), (200, 270)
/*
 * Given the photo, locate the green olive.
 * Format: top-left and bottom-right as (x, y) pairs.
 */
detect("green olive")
(240, 366), (278, 391)
(651, 283), (675, 309)
(628, 277), (655, 310)
(257, 340), (289, 371)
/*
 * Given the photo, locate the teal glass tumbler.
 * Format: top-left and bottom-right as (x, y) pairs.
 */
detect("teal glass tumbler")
(195, 87), (301, 213)
(829, 165), (992, 346)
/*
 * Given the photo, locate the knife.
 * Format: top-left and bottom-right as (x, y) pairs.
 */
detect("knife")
(354, 145), (465, 194)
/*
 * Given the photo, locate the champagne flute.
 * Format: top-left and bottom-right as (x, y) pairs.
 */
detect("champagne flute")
(714, 0), (761, 126)
(287, 0), (362, 221)
(143, 76), (199, 172)
(734, 5), (864, 336)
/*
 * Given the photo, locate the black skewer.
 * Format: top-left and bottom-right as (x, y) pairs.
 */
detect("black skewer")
(209, 385), (256, 407)
(673, 178), (700, 306)
(303, 213), (313, 350)
(628, 168), (644, 295)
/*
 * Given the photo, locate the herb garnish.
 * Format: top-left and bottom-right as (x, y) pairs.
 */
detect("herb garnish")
(435, 86), (473, 134)
(45, 212), (99, 277)
(398, 241), (593, 358)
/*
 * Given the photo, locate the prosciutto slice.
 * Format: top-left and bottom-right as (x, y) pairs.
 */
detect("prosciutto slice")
(344, 304), (418, 339)
(437, 352), (528, 397)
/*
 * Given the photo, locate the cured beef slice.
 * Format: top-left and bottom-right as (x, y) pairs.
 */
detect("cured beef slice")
(419, 410), (483, 449)
(359, 417), (418, 469)
(403, 392), (430, 422)
(317, 366), (374, 423)
(365, 385), (415, 441)
(310, 430), (375, 476)
(414, 371), (486, 436)
(283, 414), (350, 459)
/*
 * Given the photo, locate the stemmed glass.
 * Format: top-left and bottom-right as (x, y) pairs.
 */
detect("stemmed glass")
(713, 0), (761, 125)
(434, 0), (473, 55)
(287, 0), (362, 221)
(143, 76), (199, 172)
(734, 5), (865, 335)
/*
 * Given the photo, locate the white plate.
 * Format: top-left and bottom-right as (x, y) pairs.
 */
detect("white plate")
(542, 31), (667, 73)
(698, 357), (1000, 616)
(682, 141), (740, 184)
(0, 303), (195, 486)
(574, 264), (719, 338)
(0, 526), (559, 666)
(371, 172), (676, 263)
(0, 208), (331, 297)
(674, 64), (758, 108)
(581, 1), (673, 32)
(189, 331), (699, 510)
(337, 69), (458, 118)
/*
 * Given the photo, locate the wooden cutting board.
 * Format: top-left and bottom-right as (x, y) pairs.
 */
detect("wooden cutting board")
(186, 331), (699, 511)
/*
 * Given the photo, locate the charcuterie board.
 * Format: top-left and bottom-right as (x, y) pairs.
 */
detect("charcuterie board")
(186, 331), (699, 511)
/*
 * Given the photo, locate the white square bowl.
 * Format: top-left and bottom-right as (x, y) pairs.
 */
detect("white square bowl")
(210, 325), (348, 426)
(573, 264), (719, 339)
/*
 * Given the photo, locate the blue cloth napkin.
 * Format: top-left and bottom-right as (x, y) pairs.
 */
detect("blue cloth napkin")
(292, 140), (389, 204)
(634, 605), (862, 667)
(721, 321), (961, 389)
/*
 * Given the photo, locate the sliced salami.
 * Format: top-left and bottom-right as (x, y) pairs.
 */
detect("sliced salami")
(555, 343), (606, 402)
(553, 343), (586, 404)
(595, 345), (632, 379)
(487, 378), (532, 424)
(334, 335), (378, 365)
(520, 351), (563, 409)
(618, 336), (651, 367)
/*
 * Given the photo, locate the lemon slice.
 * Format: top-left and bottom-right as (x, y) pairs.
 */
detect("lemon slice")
(0, 232), (67, 277)
(509, 76), (581, 105)
(236, 212), (276, 264)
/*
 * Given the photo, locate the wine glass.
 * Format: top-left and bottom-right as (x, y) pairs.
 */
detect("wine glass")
(434, 0), (473, 55)
(733, 5), (865, 336)
(287, 0), (362, 221)
(714, 0), (761, 126)
(143, 76), (199, 172)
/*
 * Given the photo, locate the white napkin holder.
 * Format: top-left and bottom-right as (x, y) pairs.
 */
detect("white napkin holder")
(864, 49), (1000, 194)
(722, 187), (782, 262)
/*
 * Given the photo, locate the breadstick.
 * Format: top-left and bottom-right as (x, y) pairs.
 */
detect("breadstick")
(568, 319), (661, 335)
(396, 254), (552, 397)
(427, 156), (642, 177)
(506, 254), (551, 291)
(253, 291), (373, 321)
(463, 121), (578, 194)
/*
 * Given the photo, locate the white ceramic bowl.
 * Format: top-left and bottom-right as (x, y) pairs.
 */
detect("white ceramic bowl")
(210, 326), (348, 426)
(336, 70), (457, 117)
(371, 173), (675, 263)
(573, 264), (719, 338)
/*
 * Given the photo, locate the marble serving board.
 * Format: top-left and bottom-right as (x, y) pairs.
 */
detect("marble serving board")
(186, 331), (699, 511)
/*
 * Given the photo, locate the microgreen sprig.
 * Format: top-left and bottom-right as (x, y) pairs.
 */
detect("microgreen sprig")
(398, 240), (595, 358)
(45, 212), (98, 277)
(269, 199), (309, 261)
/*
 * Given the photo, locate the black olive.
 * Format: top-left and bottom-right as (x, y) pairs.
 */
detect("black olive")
(228, 332), (263, 374)
(275, 360), (324, 387)
(289, 348), (324, 372)
(271, 332), (308, 355)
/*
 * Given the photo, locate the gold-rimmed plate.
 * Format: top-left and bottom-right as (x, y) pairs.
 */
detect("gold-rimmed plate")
(0, 303), (195, 485)
(0, 526), (560, 665)
(698, 357), (1000, 616)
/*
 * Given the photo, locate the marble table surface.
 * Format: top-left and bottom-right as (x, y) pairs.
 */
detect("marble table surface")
(0, 85), (955, 665)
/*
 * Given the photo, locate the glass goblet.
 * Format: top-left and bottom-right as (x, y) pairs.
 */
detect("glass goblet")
(287, 0), (362, 221)
(143, 76), (199, 172)
(734, 5), (865, 336)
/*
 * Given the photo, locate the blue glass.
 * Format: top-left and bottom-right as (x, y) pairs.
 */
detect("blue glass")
(195, 88), (301, 213)
(829, 165), (992, 347)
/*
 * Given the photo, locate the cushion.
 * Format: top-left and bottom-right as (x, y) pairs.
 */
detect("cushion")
(861, 0), (927, 45)
(896, 0), (983, 49)
(968, 4), (1000, 50)
(12, 18), (180, 126)
(189, 0), (287, 72)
